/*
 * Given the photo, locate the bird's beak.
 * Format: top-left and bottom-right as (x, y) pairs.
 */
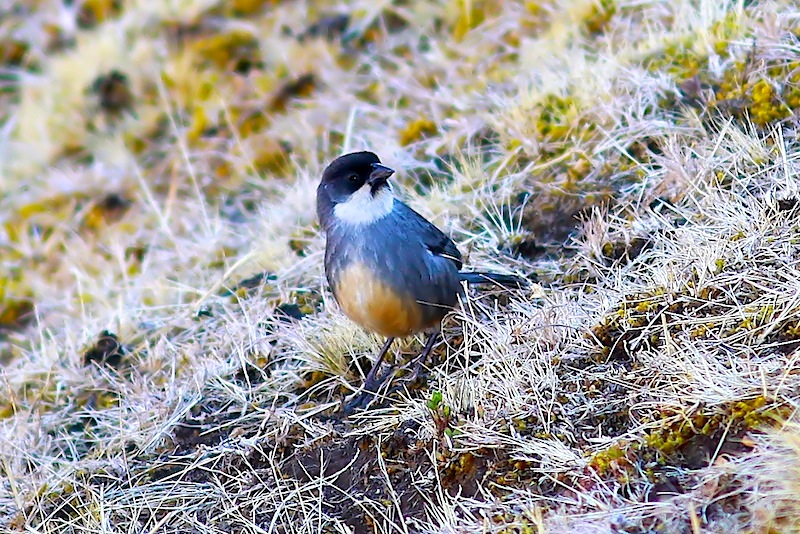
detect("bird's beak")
(368, 163), (395, 185)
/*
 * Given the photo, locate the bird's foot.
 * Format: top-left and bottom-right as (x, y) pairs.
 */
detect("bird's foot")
(343, 374), (388, 415)
(343, 390), (374, 414)
(406, 355), (432, 385)
(383, 366), (431, 398)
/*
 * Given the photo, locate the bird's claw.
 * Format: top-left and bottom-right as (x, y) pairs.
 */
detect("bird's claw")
(343, 390), (375, 414)
(343, 373), (387, 414)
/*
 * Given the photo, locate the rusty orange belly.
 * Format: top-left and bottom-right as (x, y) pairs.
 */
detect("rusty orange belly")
(333, 262), (427, 337)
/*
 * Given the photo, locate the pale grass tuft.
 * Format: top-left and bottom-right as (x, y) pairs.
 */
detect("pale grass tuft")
(4, 0), (800, 532)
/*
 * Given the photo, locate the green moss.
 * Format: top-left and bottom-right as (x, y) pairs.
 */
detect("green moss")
(189, 30), (261, 72)
(642, 40), (705, 80)
(645, 413), (714, 455)
(645, 31), (768, 126)
(399, 118), (438, 146)
(0, 296), (34, 333)
(730, 396), (792, 428)
(216, 0), (277, 17)
(3, 194), (96, 248)
(77, 0), (123, 28)
(748, 79), (791, 125)
(642, 11), (744, 85)
(645, 397), (791, 457)
(451, 0), (500, 41)
(583, 0), (616, 35)
(711, 58), (800, 127)
(536, 94), (585, 143)
(708, 10), (746, 46)
(588, 441), (630, 476)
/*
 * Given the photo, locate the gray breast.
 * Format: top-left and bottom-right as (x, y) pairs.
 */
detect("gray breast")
(324, 205), (462, 326)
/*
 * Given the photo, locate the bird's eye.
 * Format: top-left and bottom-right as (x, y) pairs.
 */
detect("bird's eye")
(348, 174), (359, 183)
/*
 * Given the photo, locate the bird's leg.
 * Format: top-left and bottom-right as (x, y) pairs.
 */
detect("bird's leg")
(406, 332), (440, 384)
(383, 332), (441, 398)
(344, 336), (395, 414)
(362, 336), (395, 392)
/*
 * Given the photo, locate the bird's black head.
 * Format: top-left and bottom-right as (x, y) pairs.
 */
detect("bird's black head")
(318, 151), (395, 204)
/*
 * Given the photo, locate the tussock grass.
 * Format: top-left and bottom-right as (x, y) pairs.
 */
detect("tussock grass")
(2, 0), (800, 532)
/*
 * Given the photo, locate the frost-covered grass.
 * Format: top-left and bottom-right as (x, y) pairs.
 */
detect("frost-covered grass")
(2, 0), (800, 532)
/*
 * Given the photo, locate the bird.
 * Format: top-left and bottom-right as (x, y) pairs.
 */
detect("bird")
(316, 151), (526, 411)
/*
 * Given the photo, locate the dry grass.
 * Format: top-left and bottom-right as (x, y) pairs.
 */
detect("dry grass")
(2, 0), (800, 532)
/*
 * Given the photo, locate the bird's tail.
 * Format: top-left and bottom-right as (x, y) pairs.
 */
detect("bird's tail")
(458, 271), (530, 289)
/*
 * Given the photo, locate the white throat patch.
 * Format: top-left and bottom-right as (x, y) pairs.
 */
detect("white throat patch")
(334, 185), (394, 225)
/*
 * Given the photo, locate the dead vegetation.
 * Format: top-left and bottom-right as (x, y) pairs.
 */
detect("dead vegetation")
(2, 0), (800, 532)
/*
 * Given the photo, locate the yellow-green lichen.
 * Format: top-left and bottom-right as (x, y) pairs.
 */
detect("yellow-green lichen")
(588, 441), (633, 478)
(748, 79), (791, 126)
(583, 0), (616, 36)
(399, 118), (438, 146)
(645, 397), (791, 457)
(189, 30), (261, 72)
(450, 0), (500, 41)
(77, 0), (123, 28)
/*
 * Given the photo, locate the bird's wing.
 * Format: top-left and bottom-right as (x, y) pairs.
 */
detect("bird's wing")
(396, 202), (463, 269)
